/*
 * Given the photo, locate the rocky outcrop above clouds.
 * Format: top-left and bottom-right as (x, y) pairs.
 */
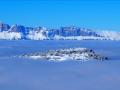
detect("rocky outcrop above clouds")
(18, 48), (108, 61)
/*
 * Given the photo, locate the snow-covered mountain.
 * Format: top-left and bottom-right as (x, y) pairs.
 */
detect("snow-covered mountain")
(0, 22), (120, 40)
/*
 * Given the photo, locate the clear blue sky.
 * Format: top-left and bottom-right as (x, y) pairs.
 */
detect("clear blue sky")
(0, 0), (120, 31)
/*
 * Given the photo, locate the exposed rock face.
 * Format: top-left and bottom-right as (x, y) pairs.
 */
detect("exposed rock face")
(19, 48), (108, 61)
(9, 25), (26, 33)
(0, 22), (10, 31)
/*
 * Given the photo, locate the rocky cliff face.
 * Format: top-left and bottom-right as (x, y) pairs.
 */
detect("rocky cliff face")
(0, 22), (10, 31)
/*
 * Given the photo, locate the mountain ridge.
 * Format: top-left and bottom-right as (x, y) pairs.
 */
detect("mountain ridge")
(0, 22), (120, 40)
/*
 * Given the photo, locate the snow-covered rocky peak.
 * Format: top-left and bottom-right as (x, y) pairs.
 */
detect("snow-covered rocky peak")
(17, 48), (108, 62)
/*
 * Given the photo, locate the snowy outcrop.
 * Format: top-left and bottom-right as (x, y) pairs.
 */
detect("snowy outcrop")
(18, 48), (108, 61)
(0, 31), (22, 40)
(26, 30), (48, 40)
(0, 22), (120, 40)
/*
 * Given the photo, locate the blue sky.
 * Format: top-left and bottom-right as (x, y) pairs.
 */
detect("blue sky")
(0, 0), (120, 31)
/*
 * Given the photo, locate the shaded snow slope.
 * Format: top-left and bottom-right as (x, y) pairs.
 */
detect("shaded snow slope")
(98, 31), (120, 40)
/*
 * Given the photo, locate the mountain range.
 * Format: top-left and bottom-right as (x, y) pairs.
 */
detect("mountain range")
(0, 22), (120, 40)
